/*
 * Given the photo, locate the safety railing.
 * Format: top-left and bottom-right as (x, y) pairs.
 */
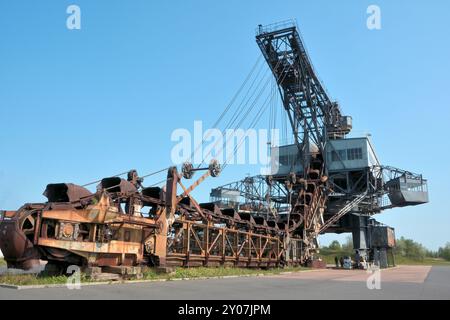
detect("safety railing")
(255, 19), (297, 36)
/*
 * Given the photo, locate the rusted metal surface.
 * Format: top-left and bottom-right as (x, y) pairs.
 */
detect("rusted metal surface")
(0, 207), (42, 270)
(306, 259), (327, 269)
(44, 183), (92, 205)
(98, 177), (137, 194)
(0, 167), (305, 271)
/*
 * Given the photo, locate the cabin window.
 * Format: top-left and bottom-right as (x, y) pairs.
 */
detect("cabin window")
(331, 150), (347, 162)
(347, 148), (363, 160)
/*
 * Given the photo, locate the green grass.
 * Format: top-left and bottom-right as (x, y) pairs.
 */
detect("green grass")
(0, 266), (308, 286)
(0, 258), (6, 267)
(143, 266), (308, 281)
(394, 256), (450, 266)
(317, 248), (353, 265)
(0, 274), (72, 286)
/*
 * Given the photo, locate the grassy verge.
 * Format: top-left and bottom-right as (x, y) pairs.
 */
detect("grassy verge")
(0, 266), (308, 286)
(0, 273), (79, 286)
(143, 266), (307, 280)
(394, 256), (450, 266)
(317, 249), (353, 265)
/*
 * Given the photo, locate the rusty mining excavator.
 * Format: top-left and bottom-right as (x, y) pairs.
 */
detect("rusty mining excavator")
(0, 21), (428, 274)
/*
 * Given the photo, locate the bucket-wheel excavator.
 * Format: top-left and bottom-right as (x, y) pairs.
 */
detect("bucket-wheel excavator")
(0, 21), (428, 274)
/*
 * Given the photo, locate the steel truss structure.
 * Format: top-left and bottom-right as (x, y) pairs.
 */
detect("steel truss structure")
(212, 20), (428, 264)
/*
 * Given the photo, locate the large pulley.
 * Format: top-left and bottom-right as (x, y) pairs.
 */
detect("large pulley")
(182, 160), (221, 179)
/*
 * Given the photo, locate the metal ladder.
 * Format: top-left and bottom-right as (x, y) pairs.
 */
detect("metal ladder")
(318, 191), (368, 234)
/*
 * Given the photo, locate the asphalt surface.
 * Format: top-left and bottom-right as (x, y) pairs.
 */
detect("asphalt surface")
(0, 265), (449, 300)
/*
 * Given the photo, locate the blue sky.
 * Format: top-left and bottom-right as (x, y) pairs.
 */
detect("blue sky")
(0, 0), (449, 250)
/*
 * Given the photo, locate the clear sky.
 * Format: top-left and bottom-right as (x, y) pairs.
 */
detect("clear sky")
(0, 0), (449, 251)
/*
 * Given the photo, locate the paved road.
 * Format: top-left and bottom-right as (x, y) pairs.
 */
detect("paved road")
(1, 265), (449, 300)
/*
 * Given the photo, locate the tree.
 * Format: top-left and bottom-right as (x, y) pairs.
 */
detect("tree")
(425, 249), (438, 258)
(396, 237), (426, 261)
(438, 243), (450, 261)
(342, 236), (353, 252)
(328, 240), (341, 251)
